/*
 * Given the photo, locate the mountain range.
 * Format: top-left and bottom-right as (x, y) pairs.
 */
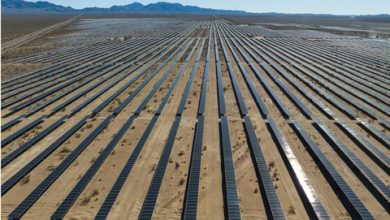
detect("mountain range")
(2, 0), (390, 17)
(1, 0), (247, 13)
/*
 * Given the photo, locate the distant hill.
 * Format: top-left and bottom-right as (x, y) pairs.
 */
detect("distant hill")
(1, 0), (390, 17)
(1, 0), (247, 14)
(1, 0), (76, 12)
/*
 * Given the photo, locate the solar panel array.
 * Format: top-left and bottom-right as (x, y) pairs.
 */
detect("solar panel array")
(182, 116), (204, 219)
(313, 117), (390, 202)
(290, 118), (375, 220)
(220, 116), (242, 220)
(2, 18), (390, 220)
(50, 115), (137, 220)
(2, 115), (48, 147)
(2, 115), (69, 168)
(244, 116), (286, 220)
(357, 118), (390, 145)
(8, 115), (113, 220)
(2, 115), (91, 196)
(268, 117), (330, 220)
(136, 116), (182, 220)
(335, 118), (390, 168)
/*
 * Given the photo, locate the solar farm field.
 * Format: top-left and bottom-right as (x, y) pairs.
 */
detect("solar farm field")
(2, 15), (390, 220)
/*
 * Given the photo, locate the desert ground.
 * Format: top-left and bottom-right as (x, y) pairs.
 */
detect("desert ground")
(1, 14), (390, 220)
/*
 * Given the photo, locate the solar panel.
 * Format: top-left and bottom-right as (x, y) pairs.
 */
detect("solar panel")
(2, 115), (91, 196)
(182, 116), (204, 219)
(335, 118), (390, 168)
(134, 38), (197, 115)
(135, 116), (182, 220)
(2, 115), (69, 168)
(273, 64), (334, 117)
(1, 114), (48, 148)
(313, 64), (390, 115)
(226, 62), (248, 116)
(177, 48), (202, 114)
(357, 118), (390, 145)
(249, 63), (291, 116)
(50, 115), (137, 220)
(290, 117), (375, 220)
(1, 114), (26, 132)
(300, 63), (377, 117)
(289, 64), (357, 117)
(244, 117), (286, 220)
(216, 62), (226, 116)
(198, 62), (209, 115)
(7, 115), (113, 220)
(224, 38), (269, 117)
(8, 65), (101, 112)
(313, 117), (390, 201)
(261, 63), (313, 116)
(379, 118), (390, 130)
(268, 117), (330, 219)
(220, 116), (242, 220)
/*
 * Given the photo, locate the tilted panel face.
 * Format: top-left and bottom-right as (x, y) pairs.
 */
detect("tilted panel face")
(136, 116), (182, 220)
(290, 117), (375, 220)
(50, 115), (137, 220)
(2, 115), (69, 168)
(2, 114), (48, 147)
(8, 116), (113, 220)
(357, 118), (390, 144)
(268, 117), (330, 220)
(244, 117), (286, 220)
(2, 115), (91, 196)
(314, 117), (390, 201)
(182, 116), (205, 219)
(93, 115), (159, 219)
(335, 118), (390, 167)
(220, 116), (242, 220)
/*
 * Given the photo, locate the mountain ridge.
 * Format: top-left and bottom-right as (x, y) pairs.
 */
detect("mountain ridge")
(2, 0), (390, 17)
(1, 0), (247, 14)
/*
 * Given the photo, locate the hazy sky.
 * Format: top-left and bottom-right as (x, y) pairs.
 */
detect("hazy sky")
(32, 0), (390, 15)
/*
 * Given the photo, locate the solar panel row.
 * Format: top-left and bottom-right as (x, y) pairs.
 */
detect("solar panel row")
(261, 63), (313, 116)
(1, 114), (26, 132)
(1, 115), (48, 147)
(2, 115), (91, 195)
(290, 118), (375, 220)
(50, 115), (137, 220)
(357, 118), (390, 145)
(2, 115), (69, 168)
(182, 116), (204, 219)
(136, 116), (182, 220)
(220, 116), (242, 220)
(335, 118), (390, 168)
(379, 118), (390, 130)
(268, 117), (330, 220)
(284, 64), (356, 117)
(7, 115), (113, 220)
(215, 38), (226, 116)
(313, 118), (390, 202)
(244, 117), (286, 220)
